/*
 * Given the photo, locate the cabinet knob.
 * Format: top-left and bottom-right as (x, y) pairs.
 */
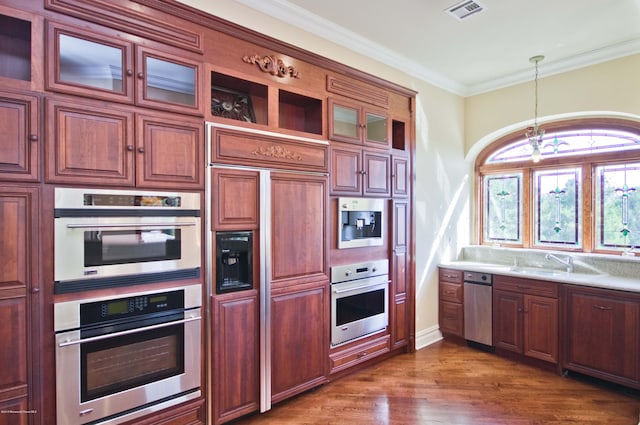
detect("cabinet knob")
(30, 288), (40, 294)
(137, 72), (144, 79)
(126, 69), (133, 76)
(29, 134), (38, 142)
(137, 147), (145, 153)
(126, 145), (134, 151)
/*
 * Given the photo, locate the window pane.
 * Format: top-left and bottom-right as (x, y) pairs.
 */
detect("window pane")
(487, 129), (640, 164)
(484, 173), (522, 243)
(145, 57), (196, 106)
(533, 168), (582, 247)
(596, 163), (640, 251)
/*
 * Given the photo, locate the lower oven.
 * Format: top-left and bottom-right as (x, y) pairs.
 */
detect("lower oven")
(54, 284), (202, 425)
(331, 259), (389, 346)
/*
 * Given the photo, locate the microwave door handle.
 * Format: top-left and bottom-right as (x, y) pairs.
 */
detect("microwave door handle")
(66, 222), (197, 229)
(57, 314), (201, 347)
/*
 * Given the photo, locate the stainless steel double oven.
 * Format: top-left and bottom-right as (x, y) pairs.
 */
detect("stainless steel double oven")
(53, 188), (203, 424)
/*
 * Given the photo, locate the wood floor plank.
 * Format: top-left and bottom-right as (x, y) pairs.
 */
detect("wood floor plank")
(230, 340), (640, 424)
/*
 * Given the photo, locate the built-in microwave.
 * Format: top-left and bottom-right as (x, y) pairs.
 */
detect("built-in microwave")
(338, 197), (384, 249)
(54, 188), (201, 293)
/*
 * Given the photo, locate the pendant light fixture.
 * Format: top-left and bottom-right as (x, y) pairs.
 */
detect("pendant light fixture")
(525, 55), (545, 163)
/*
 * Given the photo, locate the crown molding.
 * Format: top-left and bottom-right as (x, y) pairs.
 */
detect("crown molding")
(234, 0), (640, 98)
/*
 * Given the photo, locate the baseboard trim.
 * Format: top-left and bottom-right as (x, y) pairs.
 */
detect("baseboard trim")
(415, 325), (443, 350)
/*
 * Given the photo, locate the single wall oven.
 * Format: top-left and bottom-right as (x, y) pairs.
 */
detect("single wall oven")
(331, 259), (389, 346)
(54, 284), (202, 425)
(54, 188), (201, 293)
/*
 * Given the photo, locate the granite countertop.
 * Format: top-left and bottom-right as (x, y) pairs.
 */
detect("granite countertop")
(440, 260), (640, 294)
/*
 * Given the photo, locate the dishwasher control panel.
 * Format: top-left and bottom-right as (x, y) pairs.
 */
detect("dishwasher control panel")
(463, 271), (492, 285)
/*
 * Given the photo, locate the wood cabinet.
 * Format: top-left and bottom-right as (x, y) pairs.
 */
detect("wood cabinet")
(493, 275), (558, 364)
(270, 282), (328, 404)
(212, 291), (260, 424)
(46, 21), (203, 115)
(0, 91), (40, 182)
(0, 6), (43, 92)
(391, 200), (409, 349)
(330, 334), (390, 374)
(0, 185), (41, 425)
(209, 71), (323, 137)
(329, 143), (390, 197)
(438, 268), (464, 337)
(562, 284), (640, 389)
(211, 168), (259, 230)
(46, 97), (203, 189)
(391, 154), (409, 198)
(328, 98), (389, 149)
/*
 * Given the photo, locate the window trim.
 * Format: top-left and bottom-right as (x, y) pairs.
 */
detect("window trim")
(475, 117), (640, 254)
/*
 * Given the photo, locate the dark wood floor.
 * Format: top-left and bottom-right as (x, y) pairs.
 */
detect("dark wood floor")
(231, 339), (640, 425)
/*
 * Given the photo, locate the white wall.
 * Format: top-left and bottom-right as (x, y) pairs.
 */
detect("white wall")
(177, 1), (640, 350)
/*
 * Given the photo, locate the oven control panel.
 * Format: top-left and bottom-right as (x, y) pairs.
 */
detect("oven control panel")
(80, 289), (185, 326)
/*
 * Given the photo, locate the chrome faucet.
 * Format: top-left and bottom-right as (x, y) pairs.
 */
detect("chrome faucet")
(545, 253), (574, 273)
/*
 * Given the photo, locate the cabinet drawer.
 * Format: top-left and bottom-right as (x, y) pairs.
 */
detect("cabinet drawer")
(494, 275), (558, 298)
(330, 335), (390, 373)
(439, 301), (463, 337)
(439, 268), (462, 284)
(439, 282), (463, 303)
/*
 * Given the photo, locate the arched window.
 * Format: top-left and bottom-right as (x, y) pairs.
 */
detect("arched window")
(476, 118), (640, 254)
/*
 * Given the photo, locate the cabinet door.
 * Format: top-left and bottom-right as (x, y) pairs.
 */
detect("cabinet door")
(328, 99), (360, 144)
(270, 173), (327, 282)
(212, 168), (259, 230)
(136, 112), (203, 189)
(0, 186), (39, 423)
(0, 91), (39, 181)
(493, 289), (523, 353)
(363, 150), (390, 196)
(391, 200), (408, 349)
(0, 6), (43, 91)
(364, 110), (389, 148)
(213, 293), (259, 424)
(135, 46), (202, 115)
(564, 288), (639, 383)
(329, 145), (361, 195)
(523, 295), (558, 363)
(391, 154), (409, 198)
(46, 22), (134, 103)
(270, 283), (328, 404)
(46, 98), (134, 185)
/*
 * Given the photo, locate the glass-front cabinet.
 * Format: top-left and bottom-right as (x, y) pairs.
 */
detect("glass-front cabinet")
(0, 6), (43, 91)
(328, 98), (389, 149)
(46, 21), (202, 115)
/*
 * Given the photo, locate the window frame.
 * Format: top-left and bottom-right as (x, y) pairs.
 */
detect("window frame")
(476, 118), (640, 254)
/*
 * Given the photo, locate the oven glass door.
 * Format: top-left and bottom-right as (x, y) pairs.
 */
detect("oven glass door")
(54, 216), (201, 283)
(336, 286), (385, 326)
(55, 309), (201, 425)
(84, 228), (181, 267)
(81, 322), (184, 402)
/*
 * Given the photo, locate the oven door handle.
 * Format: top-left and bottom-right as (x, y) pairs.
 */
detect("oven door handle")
(66, 222), (196, 229)
(57, 314), (201, 347)
(333, 280), (390, 294)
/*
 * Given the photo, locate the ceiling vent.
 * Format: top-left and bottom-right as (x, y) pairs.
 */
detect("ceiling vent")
(445, 0), (486, 20)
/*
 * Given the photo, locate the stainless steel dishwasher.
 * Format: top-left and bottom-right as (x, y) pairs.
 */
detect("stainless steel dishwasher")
(463, 271), (493, 348)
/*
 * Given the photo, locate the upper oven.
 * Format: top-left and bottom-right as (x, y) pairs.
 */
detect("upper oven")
(54, 188), (201, 294)
(338, 197), (384, 249)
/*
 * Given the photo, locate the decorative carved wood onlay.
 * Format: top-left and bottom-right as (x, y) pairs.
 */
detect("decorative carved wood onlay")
(252, 145), (302, 161)
(242, 54), (301, 79)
